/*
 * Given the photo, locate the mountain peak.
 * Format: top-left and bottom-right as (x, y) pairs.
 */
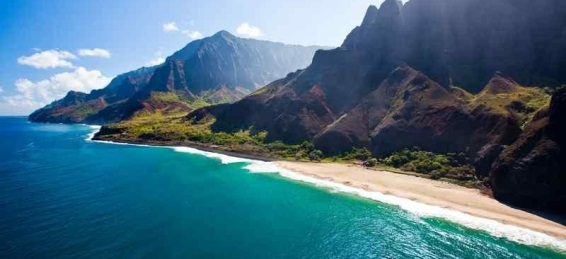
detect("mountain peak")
(376, 0), (404, 23)
(342, 1), (404, 50)
(481, 73), (521, 95)
(361, 5), (379, 26)
(212, 30), (236, 39)
(382, 0), (403, 9)
(170, 31), (239, 61)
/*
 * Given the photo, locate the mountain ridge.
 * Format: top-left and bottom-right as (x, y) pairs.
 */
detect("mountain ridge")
(29, 31), (324, 124)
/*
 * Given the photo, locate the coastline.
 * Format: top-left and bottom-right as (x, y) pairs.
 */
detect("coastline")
(274, 162), (566, 239)
(91, 136), (275, 162)
(87, 129), (566, 252)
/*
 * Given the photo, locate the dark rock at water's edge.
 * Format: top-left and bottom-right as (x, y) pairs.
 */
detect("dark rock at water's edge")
(490, 89), (566, 213)
(29, 31), (324, 124)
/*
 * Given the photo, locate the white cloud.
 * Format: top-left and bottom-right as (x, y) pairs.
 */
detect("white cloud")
(163, 22), (179, 32)
(1, 67), (110, 112)
(17, 50), (77, 69)
(145, 57), (165, 67)
(182, 30), (203, 40)
(236, 22), (263, 38)
(163, 21), (203, 40)
(0, 86), (3, 93)
(78, 48), (111, 58)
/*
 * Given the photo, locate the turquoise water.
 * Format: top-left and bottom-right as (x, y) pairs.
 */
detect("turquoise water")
(0, 117), (564, 258)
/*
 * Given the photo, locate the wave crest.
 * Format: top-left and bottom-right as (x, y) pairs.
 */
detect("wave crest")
(85, 125), (101, 141)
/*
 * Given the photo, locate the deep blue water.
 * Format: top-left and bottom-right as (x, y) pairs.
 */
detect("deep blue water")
(0, 117), (564, 258)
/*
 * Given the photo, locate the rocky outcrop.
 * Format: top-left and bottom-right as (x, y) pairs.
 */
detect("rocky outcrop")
(489, 89), (566, 212)
(29, 31), (323, 124)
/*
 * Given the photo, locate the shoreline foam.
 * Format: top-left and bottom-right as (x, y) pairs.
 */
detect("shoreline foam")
(85, 125), (102, 141)
(85, 126), (566, 252)
(268, 163), (566, 252)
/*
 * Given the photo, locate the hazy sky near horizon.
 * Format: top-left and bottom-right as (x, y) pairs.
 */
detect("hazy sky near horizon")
(0, 0), (397, 115)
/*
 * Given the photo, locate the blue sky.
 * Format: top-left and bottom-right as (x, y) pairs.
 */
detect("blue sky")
(0, 0), (394, 115)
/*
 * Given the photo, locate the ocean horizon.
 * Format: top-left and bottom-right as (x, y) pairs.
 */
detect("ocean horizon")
(1, 116), (564, 258)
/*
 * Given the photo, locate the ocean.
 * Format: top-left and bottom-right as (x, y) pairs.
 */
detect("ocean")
(0, 116), (564, 258)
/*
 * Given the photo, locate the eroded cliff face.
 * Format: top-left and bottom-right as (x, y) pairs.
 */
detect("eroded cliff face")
(314, 0), (566, 95)
(400, 0), (566, 91)
(489, 89), (566, 212)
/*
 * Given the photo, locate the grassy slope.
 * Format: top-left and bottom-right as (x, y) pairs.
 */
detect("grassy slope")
(470, 85), (550, 126)
(98, 111), (317, 160)
(98, 84), (552, 186)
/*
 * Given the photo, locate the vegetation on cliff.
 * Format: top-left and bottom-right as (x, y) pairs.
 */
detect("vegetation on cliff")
(381, 148), (475, 181)
(95, 111), (320, 161)
(96, 110), (480, 185)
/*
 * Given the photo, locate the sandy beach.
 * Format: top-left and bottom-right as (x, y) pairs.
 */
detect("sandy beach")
(90, 132), (566, 249)
(88, 133), (566, 250)
(96, 135), (566, 240)
(274, 161), (566, 239)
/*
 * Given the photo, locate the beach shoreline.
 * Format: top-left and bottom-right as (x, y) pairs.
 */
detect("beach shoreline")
(274, 161), (566, 240)
(91, 136), (275, 162)
(88, 130), (566, 251)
